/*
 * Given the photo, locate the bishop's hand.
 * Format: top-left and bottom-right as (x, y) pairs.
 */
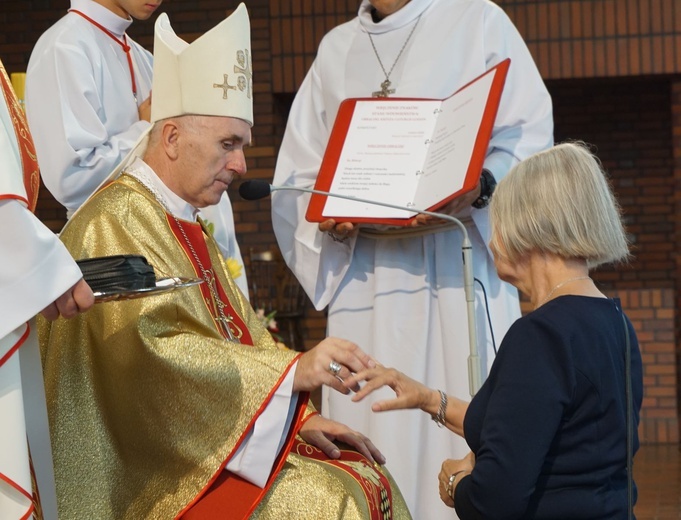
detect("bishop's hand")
(293, 337), (374, 394)
(299, 414), (386, 465)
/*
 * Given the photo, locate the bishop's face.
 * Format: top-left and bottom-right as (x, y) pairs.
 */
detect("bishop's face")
(368, 0), (412, 18)
(96, 0), (163, 21)
(172, 115), (251, 209)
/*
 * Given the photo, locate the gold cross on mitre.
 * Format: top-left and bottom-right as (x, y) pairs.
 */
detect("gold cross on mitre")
(96, 4), (255, 189)
(213, 74), (237, 99)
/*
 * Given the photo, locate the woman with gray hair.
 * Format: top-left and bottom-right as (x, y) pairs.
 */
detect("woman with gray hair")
(346, 142), (643, 519)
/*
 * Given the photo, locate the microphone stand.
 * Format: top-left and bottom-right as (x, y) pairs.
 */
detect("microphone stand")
(269, 185), (482, 396)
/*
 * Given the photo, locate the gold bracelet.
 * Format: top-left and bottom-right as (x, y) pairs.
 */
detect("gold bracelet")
(431, 389), (447, 427)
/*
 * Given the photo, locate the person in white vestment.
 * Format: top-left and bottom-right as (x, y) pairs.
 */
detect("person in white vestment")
(0, 58), (94, 520)
(25, 0), (249, 295)
(271, 0), (553, 518)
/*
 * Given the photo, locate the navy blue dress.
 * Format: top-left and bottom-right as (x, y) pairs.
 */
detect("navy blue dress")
(455, 296), (643, 519)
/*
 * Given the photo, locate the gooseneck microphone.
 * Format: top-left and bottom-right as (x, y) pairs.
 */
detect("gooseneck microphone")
(239, 180), (275, 201)
(240, 179), (482, 396)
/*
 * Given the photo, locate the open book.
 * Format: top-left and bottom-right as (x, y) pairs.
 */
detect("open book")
(305, 58), (510, 226)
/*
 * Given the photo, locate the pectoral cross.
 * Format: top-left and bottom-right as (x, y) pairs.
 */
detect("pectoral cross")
(372, 79), (395, 98)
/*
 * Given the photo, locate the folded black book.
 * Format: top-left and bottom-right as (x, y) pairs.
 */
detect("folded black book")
(76, 255), (156, 293)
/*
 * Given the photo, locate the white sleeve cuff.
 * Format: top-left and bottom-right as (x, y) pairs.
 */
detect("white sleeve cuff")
(225, 360), (299, 487)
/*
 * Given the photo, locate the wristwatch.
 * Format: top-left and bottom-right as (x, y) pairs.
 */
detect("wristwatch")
(472, 169), (496, 209)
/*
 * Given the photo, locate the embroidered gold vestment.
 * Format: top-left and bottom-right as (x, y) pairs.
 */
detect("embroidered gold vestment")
(40, 174), (410, 519)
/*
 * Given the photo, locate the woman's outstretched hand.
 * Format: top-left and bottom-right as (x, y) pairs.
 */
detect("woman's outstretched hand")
(346, 365), (440, 414)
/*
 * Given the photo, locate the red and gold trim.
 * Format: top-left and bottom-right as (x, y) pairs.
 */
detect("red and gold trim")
(180, 386), (310, 519)
(292, 439), (394, 520)
(166, 214), (253, 345)
(0, 61), (40, 212)
(27, 448), (43, 520)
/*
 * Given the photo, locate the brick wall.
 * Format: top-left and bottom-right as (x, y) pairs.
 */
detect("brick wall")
(548, 78), (680, 444)
(268, 0), (681, 92)
(500, 0), (681, 79)
(551, 77), (675, 289)
(617, 289), (679, 444)
(1, 0), (679, 443)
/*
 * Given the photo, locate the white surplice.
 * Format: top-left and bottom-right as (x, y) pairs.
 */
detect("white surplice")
(271, 1), (553, 518)
(25, 0), (248, 295)
(0, 81), (83, 520)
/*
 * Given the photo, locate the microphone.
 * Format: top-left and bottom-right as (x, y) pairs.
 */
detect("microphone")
(240, 179), (482, 396)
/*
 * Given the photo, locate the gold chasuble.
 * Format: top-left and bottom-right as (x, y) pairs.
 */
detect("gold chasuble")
(39, 174), (410, 519)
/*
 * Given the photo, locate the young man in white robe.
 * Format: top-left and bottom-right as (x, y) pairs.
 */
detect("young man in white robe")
(0, 59), (94, 520)
(25, 0), (249, 295)
(271, 0), (554, 518)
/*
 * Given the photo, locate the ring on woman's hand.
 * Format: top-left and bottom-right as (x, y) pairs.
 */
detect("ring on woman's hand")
(329, 360), (342, 376)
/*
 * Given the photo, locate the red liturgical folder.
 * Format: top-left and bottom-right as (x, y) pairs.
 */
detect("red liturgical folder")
(305, 58), (510, 226)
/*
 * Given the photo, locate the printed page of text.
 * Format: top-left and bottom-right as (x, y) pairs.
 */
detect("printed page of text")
(413, 71), (496, 209)
(323, 100), (440, 219)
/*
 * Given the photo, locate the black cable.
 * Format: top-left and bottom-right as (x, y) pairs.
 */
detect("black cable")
(621, 308), (634, 520)
(474, 278), (497, 355)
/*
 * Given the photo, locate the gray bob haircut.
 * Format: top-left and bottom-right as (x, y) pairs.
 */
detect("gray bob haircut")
(489, 142), (630, 268)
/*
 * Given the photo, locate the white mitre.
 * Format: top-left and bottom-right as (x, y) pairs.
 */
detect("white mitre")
(101, 3), (253, 186)
(151, 3), (253, 124)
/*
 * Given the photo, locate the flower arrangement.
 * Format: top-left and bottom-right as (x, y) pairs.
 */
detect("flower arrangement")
(219, 247), (289, 349)
(202, 218), (243, 282)
(225, 256), (243, 281)
(255, 308), (289, 349)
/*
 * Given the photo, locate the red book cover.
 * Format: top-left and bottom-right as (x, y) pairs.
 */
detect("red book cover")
(305, 58), (510, 226)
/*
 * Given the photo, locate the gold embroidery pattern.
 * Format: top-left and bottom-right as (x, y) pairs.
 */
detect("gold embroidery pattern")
(213, 74), (237, 99)
(213, 48), (252, 101)
(292, 441), (392, 520)
(0, 62), (40, 211)
(234, 49), (252, 99)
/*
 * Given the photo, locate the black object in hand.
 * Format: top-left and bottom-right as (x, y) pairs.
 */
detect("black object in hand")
(77, 255), (156, 293)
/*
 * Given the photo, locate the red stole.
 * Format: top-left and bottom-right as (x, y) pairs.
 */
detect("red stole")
(166, 212), (297, 517)
(180, 397), (310, 520)
(167, 215), (253, 344)
(0, 61), (40, 212)
(163, 210), (393, 519)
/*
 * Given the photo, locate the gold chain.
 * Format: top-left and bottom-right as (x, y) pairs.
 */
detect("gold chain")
(539, 276), (591, 308)
(127, 169), (242, 342)
(170, 214), (242, 342)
